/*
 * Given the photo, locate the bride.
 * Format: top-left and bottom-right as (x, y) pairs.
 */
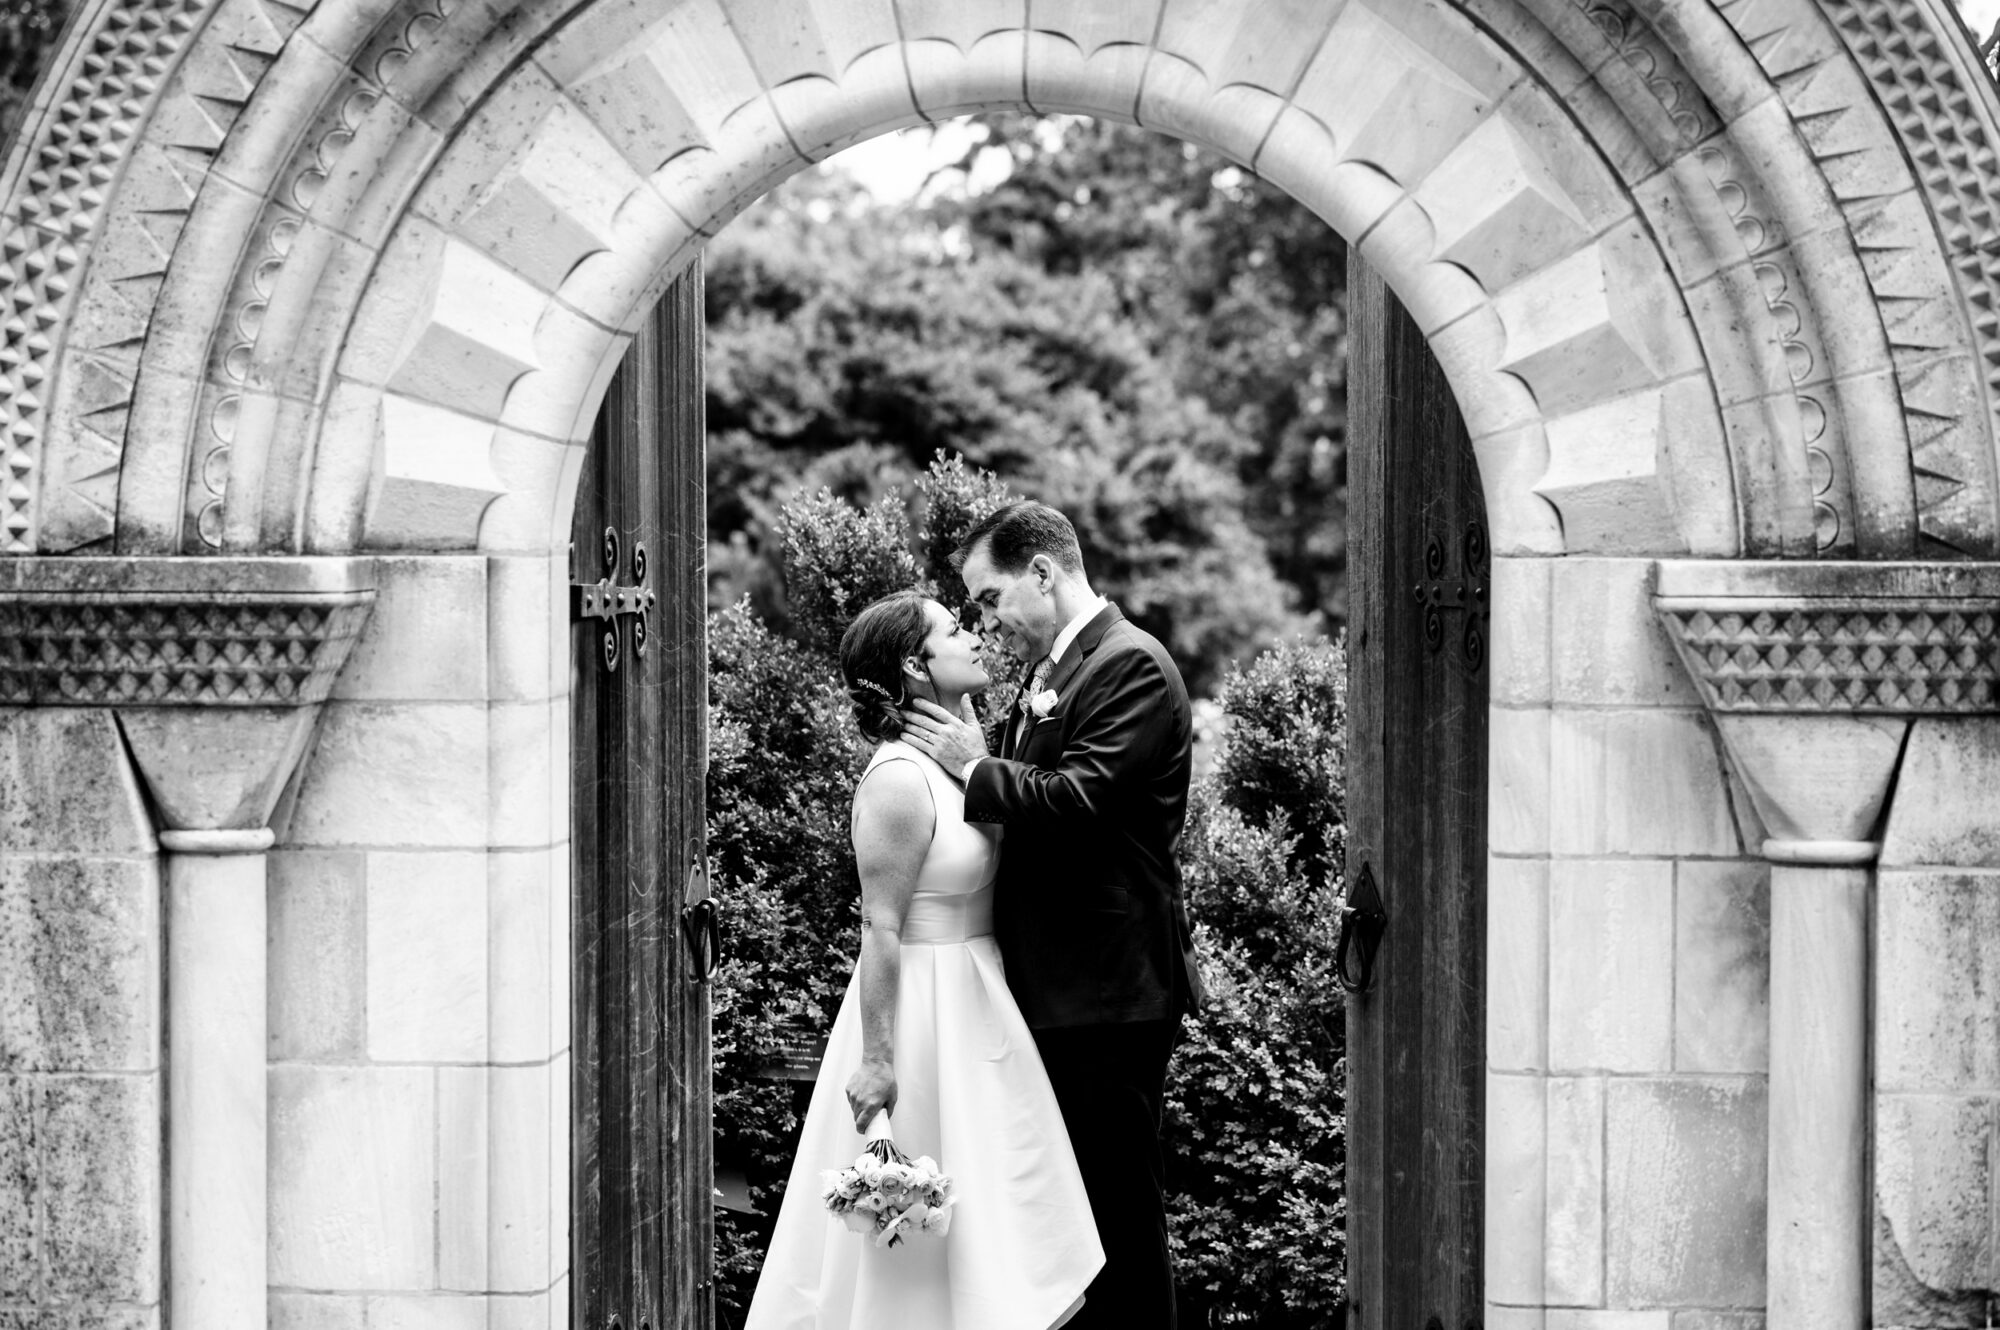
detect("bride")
(745, 590), (1103, 1329)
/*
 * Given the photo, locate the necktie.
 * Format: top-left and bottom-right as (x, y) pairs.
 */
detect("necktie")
(1019, 657), (1052, 714)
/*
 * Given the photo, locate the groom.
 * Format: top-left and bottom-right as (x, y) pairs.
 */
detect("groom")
(903, 500), (1202, 1328)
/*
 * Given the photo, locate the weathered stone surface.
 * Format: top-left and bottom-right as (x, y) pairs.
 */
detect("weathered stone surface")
(491, 848), (555, 1065)
(1489, 705), (1549, 855)
(1473, 423), (1566, 555)
(487, 555), (562, 704)
(267, 851), (366, 1061)
(0, 1313), (157, 1330)
(1550, 859), (1673, 1073)
(1488, 856), (1547, 1072)
(1496, 227), (1703, 419)
(286, 703), (488, 849)
(1548, 709), (1740, 856)
(1877, 872), (2000, 1093)
(0, 711), (153, 854)
(439, 1065), (490, 1291)
(368, 395), (510, 553)
(270, 1066), (435, 1289)
(489, 1060), (555, 1292)
(1551, 558), (1697, 706)
(1712, 712), (1909, 846)
(486, 1288), (556, 1330)
(73, 1309), (158, 1329)
(384, 238), (545, 422)
(1605, 1077), (1767, 1306)
(117, 707), (323, 832)
(41, 1075), (159, 1300)
(1486, 1070), (1547, 1305)
(1491, 556), (1551, 706)
(367, 851), (488, 1063)
(1534, 388), (1688, 556)
(1545, 1075), (1605, 1304)
(1670, 1315), (1763, 1330)
(1674, 859), (1769, 1074)
(1874, 1094), (1997, 1300)
(366, 1295), (489, 1330)
(1547, 1314), (1671, 1330)
(1880, 719), (2000, 869)
(268, 1292), (365, 1330)
(488, 701), (556, 850)
(1874, 1200), (1991, 1328)
(0, 1076), (32, 1299)
(331, 556), (488, 702)
(0, 858), (159, 1074)
(1486, 1307), (1546, 1330)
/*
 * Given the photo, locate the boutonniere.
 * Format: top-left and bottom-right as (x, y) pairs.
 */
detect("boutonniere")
(1028, 689), (1059, 719)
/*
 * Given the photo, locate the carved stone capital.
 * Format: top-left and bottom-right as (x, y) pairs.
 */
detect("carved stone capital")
(1653, 561), (2000, 716)
(0, 557), (375, 708)
(0, 558), (376, 832)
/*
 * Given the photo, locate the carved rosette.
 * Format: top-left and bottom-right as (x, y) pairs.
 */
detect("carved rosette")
(1653, 561), (2000, 714)
(0, 557), (374, 707)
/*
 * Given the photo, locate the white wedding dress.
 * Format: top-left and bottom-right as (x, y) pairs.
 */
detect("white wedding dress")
(745, 741), (1103, 1330)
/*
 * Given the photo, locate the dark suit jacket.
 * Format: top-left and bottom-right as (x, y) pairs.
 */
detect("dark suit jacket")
(964, 604), (1203, 1029)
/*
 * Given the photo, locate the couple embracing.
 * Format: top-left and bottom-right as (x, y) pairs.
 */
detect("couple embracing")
(746, 501), (1204, 1329)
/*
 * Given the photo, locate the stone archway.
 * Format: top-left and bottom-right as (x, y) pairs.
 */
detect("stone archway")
(7, 3), (2000, 1330)
(4, 0), (1997, 568)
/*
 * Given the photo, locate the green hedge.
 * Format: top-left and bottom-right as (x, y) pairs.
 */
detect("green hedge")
(707, 456), (1346, 1327)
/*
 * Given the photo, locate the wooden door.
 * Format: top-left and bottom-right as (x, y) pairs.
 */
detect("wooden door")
(571, 263), (715, 1330)
(1343, 254), (1489, 1330)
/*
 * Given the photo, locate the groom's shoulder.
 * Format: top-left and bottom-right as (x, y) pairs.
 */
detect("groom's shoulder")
(1100, 616), (1189, 696)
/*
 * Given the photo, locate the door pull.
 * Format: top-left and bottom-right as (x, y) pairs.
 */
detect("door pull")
(1334, 861), (1387, 994)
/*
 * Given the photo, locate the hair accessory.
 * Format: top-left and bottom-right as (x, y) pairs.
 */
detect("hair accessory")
(854, 677), (899, 703)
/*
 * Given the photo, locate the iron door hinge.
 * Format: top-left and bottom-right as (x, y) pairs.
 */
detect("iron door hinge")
(571, 525), (657, 672)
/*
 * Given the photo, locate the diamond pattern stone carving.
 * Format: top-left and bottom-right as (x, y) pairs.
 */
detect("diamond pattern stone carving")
(1656, 601), (2000, 712)
(0, 0), (214, 553)
(1826, 0), (2000, 555)
(0, 595), (372, 705)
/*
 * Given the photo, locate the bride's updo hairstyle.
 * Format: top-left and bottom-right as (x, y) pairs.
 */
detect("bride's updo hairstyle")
(839, 590), (932, 743)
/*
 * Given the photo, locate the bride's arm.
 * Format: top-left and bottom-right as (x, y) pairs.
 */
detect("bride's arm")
(845, 759), (935, 1134)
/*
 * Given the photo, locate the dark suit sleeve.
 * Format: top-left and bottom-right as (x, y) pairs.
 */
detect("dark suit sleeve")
(965, 641), (1177, 828)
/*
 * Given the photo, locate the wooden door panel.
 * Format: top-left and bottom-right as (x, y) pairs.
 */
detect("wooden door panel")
(572, 263), (713, 1330)
(1344, 253), (1489, 1330)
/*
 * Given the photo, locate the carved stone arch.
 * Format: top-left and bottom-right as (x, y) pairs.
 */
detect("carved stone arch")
(3, 0), (1998, 563)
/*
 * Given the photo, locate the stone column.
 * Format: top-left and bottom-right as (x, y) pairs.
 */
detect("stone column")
(160, 827), (276, 1327)
(0, 557), (374, 1330)
(1654, 560), (2000, 1330)
(1712, 711), (1906, 1330)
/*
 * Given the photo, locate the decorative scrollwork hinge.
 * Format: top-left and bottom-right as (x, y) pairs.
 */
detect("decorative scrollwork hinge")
(1413, 519), (1491, 673)
(571, 526), (656, 672)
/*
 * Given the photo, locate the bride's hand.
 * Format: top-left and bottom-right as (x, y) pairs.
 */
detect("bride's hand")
(845, 1058), (898, 1134)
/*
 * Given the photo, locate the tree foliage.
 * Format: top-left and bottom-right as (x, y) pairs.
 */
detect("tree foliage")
(1, 0), (70, 148)
(704, 119), (1347, 691)
(707, 460), (1346, 1327)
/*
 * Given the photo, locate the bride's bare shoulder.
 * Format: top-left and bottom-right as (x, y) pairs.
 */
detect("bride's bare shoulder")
(852, 750), (935, 846)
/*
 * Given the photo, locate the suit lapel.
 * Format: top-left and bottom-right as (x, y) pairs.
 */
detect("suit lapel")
(1023, 604), (1123, 744)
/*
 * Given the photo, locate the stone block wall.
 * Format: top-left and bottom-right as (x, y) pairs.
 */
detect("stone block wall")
(1873, 719), (2000, 1328)
(1487, 556), (1771, 1330)
(0, 710), (162, 1329)
(264, 553), (571, 1330)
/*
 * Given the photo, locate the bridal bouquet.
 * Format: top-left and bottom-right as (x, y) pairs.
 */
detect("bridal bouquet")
(820, 1113), (956, 1248)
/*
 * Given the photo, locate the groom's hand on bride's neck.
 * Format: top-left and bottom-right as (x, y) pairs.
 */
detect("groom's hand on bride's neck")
(903, 698), (988, 776)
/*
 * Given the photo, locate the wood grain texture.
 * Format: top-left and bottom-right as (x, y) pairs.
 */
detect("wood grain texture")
(1345, 252), (1489, 1330)
(572, 262), (713, 1330)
